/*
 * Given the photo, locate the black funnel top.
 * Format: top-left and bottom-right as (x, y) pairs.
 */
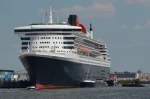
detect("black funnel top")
(68, 15), (78, 26)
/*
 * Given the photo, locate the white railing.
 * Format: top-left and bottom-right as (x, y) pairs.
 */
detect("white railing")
(21, 50), (110, 67)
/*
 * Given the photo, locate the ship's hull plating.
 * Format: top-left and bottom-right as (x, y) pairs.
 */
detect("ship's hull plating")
(20, 54), (110, 87)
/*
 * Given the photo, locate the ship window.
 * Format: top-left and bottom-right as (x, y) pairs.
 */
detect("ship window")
(63, 46), (74, 49)
(22, 42), (29, 45)
(63, 37), (75, 40)
(63, 42), (74, 44)
(21, 47), (28, 49)
(21, 37), (30, 40)
(33, 46), (37, 49)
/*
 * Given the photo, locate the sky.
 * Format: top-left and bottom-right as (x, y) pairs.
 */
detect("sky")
(0, 0), (150, 72)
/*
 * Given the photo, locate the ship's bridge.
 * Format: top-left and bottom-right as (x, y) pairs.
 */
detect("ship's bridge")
(14, 24), (82, 55)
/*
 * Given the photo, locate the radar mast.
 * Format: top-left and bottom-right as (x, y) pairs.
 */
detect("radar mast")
(48, 7), (53, 24)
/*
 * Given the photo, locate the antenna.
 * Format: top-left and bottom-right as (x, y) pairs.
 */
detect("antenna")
(90, 24), (93, 31)
(48, 7), (53, 24)
(41, 8), (46, 23)
(90, 24), (93, 39)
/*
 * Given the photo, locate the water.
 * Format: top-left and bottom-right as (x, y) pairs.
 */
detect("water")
(0, 86), (150, 99)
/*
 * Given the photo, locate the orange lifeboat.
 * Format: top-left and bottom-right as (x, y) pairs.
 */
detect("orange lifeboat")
(79, 45), (91, 53)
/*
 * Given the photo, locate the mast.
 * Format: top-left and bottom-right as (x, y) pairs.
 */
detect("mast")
(90, 24), (93, 39)
(48, 7), (53, 24)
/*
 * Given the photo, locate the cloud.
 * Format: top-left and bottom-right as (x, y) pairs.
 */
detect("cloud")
(57, 2), (116, 18)
(133, 25), (144, 30)
(121, 24), (128, 29)
(126, 0), (150, 6)
(144, 19), (150, 27)
(120, 24), (144, 31)
(132, 19), (150, 31)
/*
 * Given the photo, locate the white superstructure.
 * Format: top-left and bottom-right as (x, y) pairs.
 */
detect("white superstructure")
(15, 23), (110, 67)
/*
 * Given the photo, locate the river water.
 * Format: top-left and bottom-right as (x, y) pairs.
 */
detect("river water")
(0, 85), (150, 99)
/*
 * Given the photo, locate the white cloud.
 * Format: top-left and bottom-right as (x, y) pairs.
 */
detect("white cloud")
(126, 0), (150, 6)
(132, 19), (150, 31)
(57, 2), (116, 18)
(144, 19), (150, 27)
(133, 25), (144, 30)
(121, 24), (128, 29)
(120, 24), (144, 31)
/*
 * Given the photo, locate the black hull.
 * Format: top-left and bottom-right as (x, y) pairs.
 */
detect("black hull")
(20, 54), (110, 87)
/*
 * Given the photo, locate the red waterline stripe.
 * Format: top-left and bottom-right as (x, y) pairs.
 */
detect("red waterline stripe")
(35, 84), (65, 90)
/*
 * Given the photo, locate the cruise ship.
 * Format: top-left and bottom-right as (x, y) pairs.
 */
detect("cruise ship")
(14, 10), (111, 89)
